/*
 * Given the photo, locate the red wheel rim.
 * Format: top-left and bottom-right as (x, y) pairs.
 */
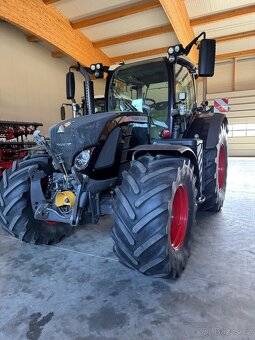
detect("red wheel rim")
(170, 185), (189, 250)
(45, 220), (58, 225)
(218, 144), (225, 191)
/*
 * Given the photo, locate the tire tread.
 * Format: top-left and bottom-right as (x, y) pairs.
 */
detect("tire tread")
(0, 156), (72, 244)
(112, 155), (197, 278)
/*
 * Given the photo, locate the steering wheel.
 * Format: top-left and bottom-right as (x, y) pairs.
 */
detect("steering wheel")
(153, 101), (169, 111)
(144, 98), (156, 106)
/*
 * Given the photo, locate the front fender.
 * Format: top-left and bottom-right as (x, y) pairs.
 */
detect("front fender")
(130, 144), (203, 200)
(131, 144), (196, 161)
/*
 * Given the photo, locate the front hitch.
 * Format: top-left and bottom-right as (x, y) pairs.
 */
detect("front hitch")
(29, 166), (89, 226)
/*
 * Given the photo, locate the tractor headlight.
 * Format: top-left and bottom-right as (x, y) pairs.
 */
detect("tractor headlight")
(74, 149), (93, 171)
(167, 44), (184, 62)
(168, 55), (176, 63)
(174, 45), (180, 53)
(168, 47), (174, 55)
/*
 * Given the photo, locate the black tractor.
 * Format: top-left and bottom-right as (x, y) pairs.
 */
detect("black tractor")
(0, 33), (227, 278)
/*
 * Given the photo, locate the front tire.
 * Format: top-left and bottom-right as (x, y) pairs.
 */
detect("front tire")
(112, 155), (197, 278)
(0, 156), (72, 244)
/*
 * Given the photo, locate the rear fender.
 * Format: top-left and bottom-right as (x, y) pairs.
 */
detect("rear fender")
(184, 113), (228, 149)
(206, 113), (228, 149)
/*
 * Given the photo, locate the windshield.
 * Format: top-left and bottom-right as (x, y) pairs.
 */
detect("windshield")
(108, 58), (169, 131)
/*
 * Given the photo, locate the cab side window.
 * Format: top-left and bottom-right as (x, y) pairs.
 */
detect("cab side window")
(175, 64), (195, 111)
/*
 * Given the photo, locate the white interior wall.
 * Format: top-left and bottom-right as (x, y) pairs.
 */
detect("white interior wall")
(236, 58), (255, 91)
(196, 79), (204, 106)
(204, 57), (255, 157)
(0, 22), (106, 135)
(93, 79), (106, 97)
(207, 57), (255, 94)
(192, 57), (255, 105)
(207, 61), (233, 93)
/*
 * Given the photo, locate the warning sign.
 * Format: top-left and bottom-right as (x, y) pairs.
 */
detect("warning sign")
(214, 98), (229, 113)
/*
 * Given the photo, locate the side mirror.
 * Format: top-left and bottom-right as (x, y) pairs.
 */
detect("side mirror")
(60, 106), (66, 120)
(66, 71), (75, 99)
(198, 39), (216, 77)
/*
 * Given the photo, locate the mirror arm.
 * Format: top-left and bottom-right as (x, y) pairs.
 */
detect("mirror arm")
(77, 63), (90, 82)
(184, 32), (206, 56)
(69, 65), (78, 72)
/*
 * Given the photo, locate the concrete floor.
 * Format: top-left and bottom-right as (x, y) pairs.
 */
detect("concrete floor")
(0, 157), (254, 340)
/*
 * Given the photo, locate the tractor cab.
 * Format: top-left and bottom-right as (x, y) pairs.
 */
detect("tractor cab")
(106, 56), (197, 141)
(107, 57), (170, 140)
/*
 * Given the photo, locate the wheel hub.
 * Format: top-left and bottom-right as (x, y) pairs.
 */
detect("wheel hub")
(170, 185), (189, 250)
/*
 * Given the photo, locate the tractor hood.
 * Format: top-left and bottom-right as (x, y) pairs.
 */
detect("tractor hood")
(50, 112), (117, 171)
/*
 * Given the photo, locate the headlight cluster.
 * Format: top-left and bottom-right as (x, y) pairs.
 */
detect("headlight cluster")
(74, 148), (94, 171)
(167, 44), (184, 63)
(90, 63), (104, 78)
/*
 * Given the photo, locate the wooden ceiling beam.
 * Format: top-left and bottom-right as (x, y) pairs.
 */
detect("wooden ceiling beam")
(72, 0), (160, 29)
(110, 47), (167, 63)
(25, 2), (255, 51)
(191, 4), (255, 26)
(0, 0), (110, 66)
(27, 34), (40, 42)
(232, 57), (236, 91)
(51, 50), (65, 58)
(215, 30), (255, 44)
(216, 49), (255, 61)
(43, 0), (60, 4)
(94, 28), (255, 49)
(110, 47), (255, 64)
(27, 26), (255, 47)
(93, 24), (173, 48)
(159, 0), (198, 64)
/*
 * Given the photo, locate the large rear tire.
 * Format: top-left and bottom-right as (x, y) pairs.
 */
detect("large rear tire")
(202, 124), (228, 211)
(112, 155), (197, 278)
(0, 156), (72, 244)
